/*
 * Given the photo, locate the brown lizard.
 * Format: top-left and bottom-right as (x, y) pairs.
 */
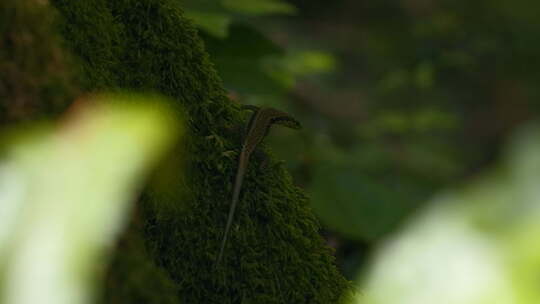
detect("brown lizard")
(216, 105), (301, 267)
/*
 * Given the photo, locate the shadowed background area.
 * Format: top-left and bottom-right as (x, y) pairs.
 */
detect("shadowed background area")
(181, 0), (540, 280)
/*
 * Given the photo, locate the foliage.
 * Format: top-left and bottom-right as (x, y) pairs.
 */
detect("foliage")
(182, 0), (335, 110)
(181, 0), (296, 38)
(0, 95), (181, 304)
(360, 123), (540, 304)
(6, 0), (540, 302)
(278, 0), (540, 239)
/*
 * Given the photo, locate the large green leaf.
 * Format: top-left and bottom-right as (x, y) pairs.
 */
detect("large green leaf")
(222, 0), (296, 15)
(309, 160), (420, 241)
(0, 94), (182, 304)
(181, 0), (296, 38)
(183, 10), (231, 38)
(360, 123), (540, 304)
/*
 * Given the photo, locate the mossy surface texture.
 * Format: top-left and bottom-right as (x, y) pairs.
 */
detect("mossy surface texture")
(50, 0), (351, 302)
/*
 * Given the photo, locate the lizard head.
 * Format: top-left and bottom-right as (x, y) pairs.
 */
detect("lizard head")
(272, 116), (302, 130)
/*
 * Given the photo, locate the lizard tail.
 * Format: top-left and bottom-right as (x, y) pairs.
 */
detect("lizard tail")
(215, 149), (248, 267)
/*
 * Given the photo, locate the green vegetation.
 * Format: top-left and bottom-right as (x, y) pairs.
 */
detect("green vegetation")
(362, 124), (540, 304)
(0, 0), (350, 303)
(4, 0), (540, 303)
(0, 95), (181, 304)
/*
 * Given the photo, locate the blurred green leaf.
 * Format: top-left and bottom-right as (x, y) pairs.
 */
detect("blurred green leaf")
(307, 141), (427, 241)
(414, 61), (435, 89)
(184, 11), (231, 38)
(360, 123), (540, 304)
(204, 24), (285, 94)
(0, 94), (182, 304)
(310, 162), (406, 240)
(284, 50), (336, 76)
(264, 50), (336, 89)
(181, 0), (231, 38)
(361, 109), (459, 136)
(181, 0), (296, 38)
(361, 199), (514, 304)
(222, 0), (296, 15)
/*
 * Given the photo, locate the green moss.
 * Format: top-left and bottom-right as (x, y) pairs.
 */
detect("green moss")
(103, 215), (180, 304)
(50, 0), (351, 302)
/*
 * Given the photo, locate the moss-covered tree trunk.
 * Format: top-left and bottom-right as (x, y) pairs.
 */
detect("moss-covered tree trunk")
(5, 0), (351, 302)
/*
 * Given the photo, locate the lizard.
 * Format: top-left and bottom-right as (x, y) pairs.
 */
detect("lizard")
(215, 105), (301, 267)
